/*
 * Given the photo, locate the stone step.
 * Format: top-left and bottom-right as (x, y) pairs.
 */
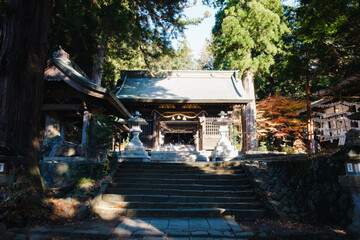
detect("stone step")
(109, 182), (252, 191)
(120, 162), (243, 170)
(106, 188), (254, 197)
(93, 207), (265, 218)
(114, 172), (247, 179)
(94, 162), (265, 221)
(116, 168), (244, 174)
(112, 177), (249, 185)
(119, 166), (242, 172)
(150, 151), (209, 162)
(102, 194), (259, 203)
(99, 200), (262, 209)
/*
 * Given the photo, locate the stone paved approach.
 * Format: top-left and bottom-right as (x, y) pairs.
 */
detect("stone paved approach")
(4, 217), (255, 239)
(112, 217), (252, 238)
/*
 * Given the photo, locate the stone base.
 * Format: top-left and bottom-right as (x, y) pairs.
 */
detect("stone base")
(43, 156), (87, 162)
(338, 175), (360, 188)
(40, 159), (107, 187)
(211, 155), (238, 161)
(211, 150), (238, 162)
(150, 151), (209, 162)
(119, 155), (150, 162)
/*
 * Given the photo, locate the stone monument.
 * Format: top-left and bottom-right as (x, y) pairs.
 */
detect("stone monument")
(338, 129), (360, 238)
(211, 111), (238, 161)
(119, 111), (150, 162)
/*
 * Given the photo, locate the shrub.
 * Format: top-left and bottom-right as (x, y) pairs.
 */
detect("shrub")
(0, 176), (52, 227)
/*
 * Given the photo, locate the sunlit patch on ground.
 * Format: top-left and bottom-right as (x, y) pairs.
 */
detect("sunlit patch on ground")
(238, 218), (350, 239)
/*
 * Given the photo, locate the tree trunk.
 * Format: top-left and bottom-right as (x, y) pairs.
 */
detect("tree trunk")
(0, 0), (52, 192)
(305, 51), (312, 155)
(242, 69), (259, 151)
(92, 38), (105, 86)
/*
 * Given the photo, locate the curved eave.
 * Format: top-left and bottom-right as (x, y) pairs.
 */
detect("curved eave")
(53, 57), (107, 96)
(118, 98), (253, 104)
(52, 57), (131, 118)
(106, 92), (132, 118)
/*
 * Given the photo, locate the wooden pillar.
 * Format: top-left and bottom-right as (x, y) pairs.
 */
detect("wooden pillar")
(81, 110), (90, 150)
(153, 112), (158, 150)
(112, 135), (115, 151)
(60, 123), (65, 141)
(119, 131), (122, 152)
(200, 112), (206, 151)
(356, 103), (359, 128)
(195, 130), (199, 151)
(241, 105), (247, 153)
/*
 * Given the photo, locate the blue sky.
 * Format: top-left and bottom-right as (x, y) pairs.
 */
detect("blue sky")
(173, 0), (297, 60)
(173, 2), (217, 59)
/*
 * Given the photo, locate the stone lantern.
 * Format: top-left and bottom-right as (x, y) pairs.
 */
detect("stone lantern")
(338, 129), (360, 237)
(211, 111), (238, 161)
(119, 111), (150, 162)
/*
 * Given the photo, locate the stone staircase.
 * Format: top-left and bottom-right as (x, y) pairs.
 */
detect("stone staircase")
(150, 150), (209, 162)
(93, 161), (265, 220)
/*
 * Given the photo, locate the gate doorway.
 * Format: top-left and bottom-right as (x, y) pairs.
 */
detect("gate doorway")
(158, 119), (200, 151)
(164, 132), (194, 145)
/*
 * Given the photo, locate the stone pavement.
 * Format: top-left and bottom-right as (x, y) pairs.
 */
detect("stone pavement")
(3, 217), (255, 240)
(112, 217), (253, 239)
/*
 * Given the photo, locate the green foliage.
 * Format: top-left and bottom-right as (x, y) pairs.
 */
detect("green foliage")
(256, 0), (360, 98)
(0, 0), (9, 14)
(202, 0), (226, 8)
(49, 0), (199, 87)
(71, 159), (115, 186)
(295, 0), (360, 84)
(64, 122), (82, 144)
(76, 177), (95, 186)
(207, 0), (359, 99)
(151, 40), (195, 70)
(281, 145), (295, 154)
(87, 112), (115, 158)
(258, 141), (268, 152)
(0, 176), (51, 227)
(197, 38), (214, 70)
(102, 39), (195, 88)
(211, 0), (290, 78)
(75, 177), (96, 190)
(231, 124), (242, 150)
(100, 153), (118, 175)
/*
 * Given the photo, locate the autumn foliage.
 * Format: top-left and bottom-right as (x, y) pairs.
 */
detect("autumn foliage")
(257, 94), (306, 152)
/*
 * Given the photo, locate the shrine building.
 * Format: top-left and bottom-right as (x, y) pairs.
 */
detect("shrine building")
(115, 70), (258, 152)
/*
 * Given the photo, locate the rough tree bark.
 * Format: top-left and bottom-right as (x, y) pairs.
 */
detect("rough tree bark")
(91, 38), (105, 86)
(0, 0), (53, 191)
(242, 69), (259, 152)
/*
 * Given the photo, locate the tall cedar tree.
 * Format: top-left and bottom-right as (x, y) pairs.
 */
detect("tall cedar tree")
(210, 0), (289, 150)
(295, 0), (360, 89)
(49, 0), (200, 87)
(254, 0), (360, 98)
(0, 0), (52, 191)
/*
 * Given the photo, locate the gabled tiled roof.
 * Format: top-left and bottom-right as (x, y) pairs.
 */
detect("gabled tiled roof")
(115, 70), (253, 104)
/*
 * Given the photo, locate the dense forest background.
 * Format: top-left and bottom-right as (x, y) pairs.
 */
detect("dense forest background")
(47, 0), (360, 98)
(0, 0), (359, 189)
